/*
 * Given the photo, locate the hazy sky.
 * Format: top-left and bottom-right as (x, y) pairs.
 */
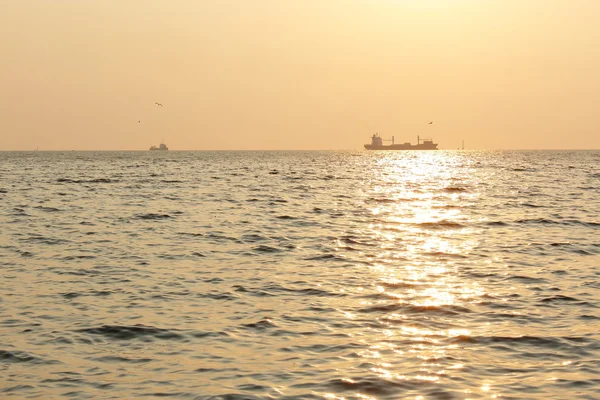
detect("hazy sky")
(1, 0), (599, 150)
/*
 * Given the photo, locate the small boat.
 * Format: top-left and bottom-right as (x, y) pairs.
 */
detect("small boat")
(150, 141), (169, 151)
(364, 134), (438, 150)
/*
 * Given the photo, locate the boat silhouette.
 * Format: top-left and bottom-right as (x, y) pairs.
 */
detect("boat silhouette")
(364, 134), (438, 150)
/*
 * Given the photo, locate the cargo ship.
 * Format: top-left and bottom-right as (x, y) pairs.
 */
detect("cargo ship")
(364, 134), (438, 150)
(150, 141), (169, 151)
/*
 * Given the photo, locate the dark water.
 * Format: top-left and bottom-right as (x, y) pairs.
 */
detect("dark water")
(1, 150), (599, 399)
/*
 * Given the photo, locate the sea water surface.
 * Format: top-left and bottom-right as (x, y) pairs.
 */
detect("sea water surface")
(0, 150), (599, 399)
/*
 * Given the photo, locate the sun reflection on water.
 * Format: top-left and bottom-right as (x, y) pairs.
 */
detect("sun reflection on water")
(356, 152), (494, 395)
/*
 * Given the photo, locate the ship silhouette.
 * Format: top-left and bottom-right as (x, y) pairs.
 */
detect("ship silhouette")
(364, 134), (438, 150)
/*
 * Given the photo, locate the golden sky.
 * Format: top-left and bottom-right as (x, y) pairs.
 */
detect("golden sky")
(1, 0), (599, 150)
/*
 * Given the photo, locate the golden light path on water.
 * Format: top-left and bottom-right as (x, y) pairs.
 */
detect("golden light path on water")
(332, 151), (499, 399)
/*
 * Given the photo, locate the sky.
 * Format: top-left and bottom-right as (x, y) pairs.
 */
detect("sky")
(1, 0), (599, 150)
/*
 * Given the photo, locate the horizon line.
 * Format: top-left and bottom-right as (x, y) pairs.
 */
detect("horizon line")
(2, 148), (600, 152)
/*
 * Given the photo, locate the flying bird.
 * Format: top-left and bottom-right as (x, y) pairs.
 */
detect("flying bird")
(429, 121), (433, 124)
(155, 102), (163, 107)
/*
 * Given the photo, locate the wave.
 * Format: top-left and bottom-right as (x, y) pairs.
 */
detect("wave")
(303, 254), (346, 261)
(461, 335), (599, 354)
(502, 275), (547, 284)
(61, 290), (112, 299)
(540, 295), (593, 306)
(1, 384), (37, 394)
(253, 245), (283, 253)
(136, 213), (173, 220)
(241, 318), (278, 330)
(359, 302), (472, 316)
(486, 220), (509, 226)
(422, 251), (467, 258)
(276, 215), (297, 220)
(198, 292), (238, 301)
(516, 218), (599, 227)
(510, 167), (536, 172)
(516, 218), (560, 225)
(60, 255), (96, 261)
(194, 395), (264, 400)
(57, 178), (116, 183)
(233, 285), (276, 297)
(261, 284), (346, 298)
(91, 356), (154, 364)
(17, 249), (34, 258)
(240, 233), (268, 242)
(0, 350), (59, 365)
(76, 325), (184, 341)
(34, 206), (62, 212)
(414, 220), (465, 229)
(444, 186), (468, 192)
(368, 198), (398, 203)
(563, 219), (600, 227)
(22, 235), (69, 245)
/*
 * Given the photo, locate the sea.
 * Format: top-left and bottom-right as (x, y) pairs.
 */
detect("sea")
(0, 150), (599, 399)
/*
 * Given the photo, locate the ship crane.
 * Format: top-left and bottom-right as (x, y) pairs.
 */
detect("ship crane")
(382, 136), (396, 145)
(418, 136), (435, 145)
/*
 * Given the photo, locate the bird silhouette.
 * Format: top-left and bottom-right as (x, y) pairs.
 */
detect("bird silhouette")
(429, 121), (433, 124)
(155, 102), (163, 107)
